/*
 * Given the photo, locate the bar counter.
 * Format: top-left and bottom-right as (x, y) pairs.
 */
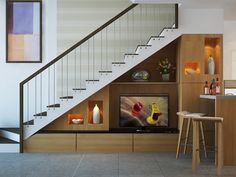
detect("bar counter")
(200, 95), (236, 165)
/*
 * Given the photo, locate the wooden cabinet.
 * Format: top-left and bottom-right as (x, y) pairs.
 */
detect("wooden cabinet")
(24, 133), (178, 153)
(179, 34), (223, 84)
(24, 134), (76, 152)
(77, 133), (133, 152)
(133, 133), (178, 152)
(179, 34), (223, 113)
(200, 96), (236, 165)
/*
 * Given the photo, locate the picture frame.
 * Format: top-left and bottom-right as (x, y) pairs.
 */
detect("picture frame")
(6, 0), (42, 63)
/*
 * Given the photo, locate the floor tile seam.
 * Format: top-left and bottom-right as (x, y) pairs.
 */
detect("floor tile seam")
(153, 154), (165, 177)
(71, 153), (85, 177)
(118, 153), (119, 177)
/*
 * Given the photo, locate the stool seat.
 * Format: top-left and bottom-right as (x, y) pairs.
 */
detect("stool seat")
(185, 113), (206, 117)
(176, 111), (207, 159)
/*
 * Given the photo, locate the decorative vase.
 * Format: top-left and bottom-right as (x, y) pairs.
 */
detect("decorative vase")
(162, 73), (170, 81)
(92, 104), (100, 124)
(208, 55), (215, 75)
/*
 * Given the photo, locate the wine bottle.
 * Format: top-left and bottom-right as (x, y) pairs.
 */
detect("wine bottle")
(216, 78), (220, 94)
(204, 81), (209, 95)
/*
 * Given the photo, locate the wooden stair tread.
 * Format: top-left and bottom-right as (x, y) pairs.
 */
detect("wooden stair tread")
(150, 35), (165, 38)
(60, 96), (73, 99)
(137, 45), (152, 47)
(112, 62), (125, 64)
(99, 71), (112, 73)
(23, 120), (34, 125)
(86, 79), (99, 81)
(47, 104), (60, 108)
(34, 111), (47, 117)
(124, 53), (139, 56)
(72, 88), (86, 90)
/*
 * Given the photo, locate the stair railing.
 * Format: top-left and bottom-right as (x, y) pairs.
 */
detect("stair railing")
(20, 3), (178, 152)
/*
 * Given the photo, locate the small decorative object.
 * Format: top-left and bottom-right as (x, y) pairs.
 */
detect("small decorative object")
(184, 61), (200, 75)
(161, 73), (170, 81)
(72, 118), (83, 124)
(131, 70), (150, 81)
(67, 114), (84, 124)
(208, 55), (215, 75)
(93, 104), (100, 124)
(157, 57), (174, 81)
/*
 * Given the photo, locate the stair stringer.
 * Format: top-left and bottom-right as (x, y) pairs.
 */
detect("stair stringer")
(23, 28), (182, 140)
(0, 129), (20, 142)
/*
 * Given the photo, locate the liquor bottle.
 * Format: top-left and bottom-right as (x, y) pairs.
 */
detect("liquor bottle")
(204, 81), (209, 95)
(216, 78), (220, 94)
(210, 79), (216, 95)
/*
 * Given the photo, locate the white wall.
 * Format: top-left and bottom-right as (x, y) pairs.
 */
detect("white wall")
(0, 0), (57, 127)
(179, 7), (224, 34)
(57, 0), (131, 53)
(224, 21), (236, 80)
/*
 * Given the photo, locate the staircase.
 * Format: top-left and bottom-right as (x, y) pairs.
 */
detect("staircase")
(20, 3), (181, 152)
(0, 128), (20, 152)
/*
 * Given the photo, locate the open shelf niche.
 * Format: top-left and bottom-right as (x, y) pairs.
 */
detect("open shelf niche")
(88, 100), (103, 124)
(204, 37), (221, 75)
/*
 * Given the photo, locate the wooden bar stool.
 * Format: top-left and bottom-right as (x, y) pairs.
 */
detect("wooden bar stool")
(192, 116), (223, 175)
(176, 111), (207, 159)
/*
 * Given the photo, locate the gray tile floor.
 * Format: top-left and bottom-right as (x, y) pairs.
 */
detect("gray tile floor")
(0, 152), (235, 177)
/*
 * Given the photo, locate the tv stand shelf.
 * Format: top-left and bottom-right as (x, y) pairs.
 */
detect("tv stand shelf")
(24, 132), (178, 153)
(39, 128), (178, 134)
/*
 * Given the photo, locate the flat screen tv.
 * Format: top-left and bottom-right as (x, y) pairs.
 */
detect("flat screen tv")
(119, 94), (169, 127)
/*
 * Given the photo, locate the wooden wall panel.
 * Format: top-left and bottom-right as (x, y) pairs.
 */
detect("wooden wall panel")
(133, 133), (178, 152)
(43, 86), (109, 131)
(180, 83), (204, 113)
(24, 134), (76, 152)
(179, 34), (223, 83)
(77, 133), (133, 152)
(115, 39), (178, 82)
(216, 99), (236, 165)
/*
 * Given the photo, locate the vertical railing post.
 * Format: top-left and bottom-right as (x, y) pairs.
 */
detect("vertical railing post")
(175, 4), (178, 28)
(19, 83), (24, 153)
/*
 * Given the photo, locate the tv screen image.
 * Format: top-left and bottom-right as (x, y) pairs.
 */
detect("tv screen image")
(119, 94), (169, 127)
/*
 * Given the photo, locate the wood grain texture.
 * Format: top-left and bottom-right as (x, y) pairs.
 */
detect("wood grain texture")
(215, 99), (236, 165)
(24, 134), (76, 152)
(179, 34), (205, 83)
(133, 133), (178, 152)
(180, 83), (204, 113)
(43, 86), (109, 131)
(179, 34), (223, 83)
(77, 133), (133, 152)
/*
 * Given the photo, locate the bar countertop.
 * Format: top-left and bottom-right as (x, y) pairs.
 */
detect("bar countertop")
(200, 94), (236, 100)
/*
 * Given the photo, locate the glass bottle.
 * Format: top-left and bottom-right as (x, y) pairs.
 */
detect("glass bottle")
(204, 81), (209, 95)
(210, 79), (216, 95)
(216, 78), (220, 94)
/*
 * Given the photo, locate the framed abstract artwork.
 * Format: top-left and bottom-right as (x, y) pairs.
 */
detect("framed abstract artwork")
(6, 0), (42, 63)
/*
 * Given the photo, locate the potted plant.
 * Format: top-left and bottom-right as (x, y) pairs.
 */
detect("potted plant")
(157, 58), (173, 81)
